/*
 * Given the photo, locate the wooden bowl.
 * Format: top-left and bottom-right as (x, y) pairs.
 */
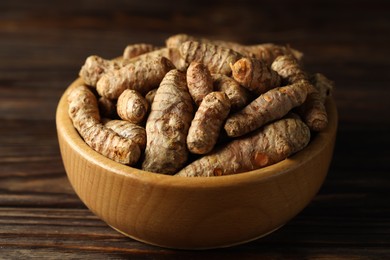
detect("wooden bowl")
(56, 78), (338, 249)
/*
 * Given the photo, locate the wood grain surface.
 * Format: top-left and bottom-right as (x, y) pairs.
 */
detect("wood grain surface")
(1, 0), (389, 258)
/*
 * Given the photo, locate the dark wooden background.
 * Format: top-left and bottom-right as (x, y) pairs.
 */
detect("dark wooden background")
(1, 0), (389, 258)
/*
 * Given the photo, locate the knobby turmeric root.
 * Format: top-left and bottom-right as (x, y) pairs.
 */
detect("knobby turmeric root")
(67, 85), (141, 165)
(239, 43), (303, 65)
(271, 54), (308, 84)
(116, 89), (149, 124)
(96, 56), (174, 99)
(187, 91), (231, 154)
(82, 124), (141, 165)
(166, 33), (303, 65)
(79, 55), (124, 87)
(296, 89), (328, 132)
(165, 33), (199, 49)
(126, 48), (170, 63)
(176, 117), (310, 177)
(67, 85), (101, 132)
(127, 47), (186, 71)
(104, 119), (147, 151)
(123, 43), (160, 60)
(179, 41), (242, 75)
(212, 74), (251, 111)
(272, 55), (328, 131)
(311, 73), (334, 103)
(224, 81), (308, 137)
(186, 61), (214, 106)
(230, 57), (281, 95)
(166, 33), (247, 55)
(142, 69), (194, 174)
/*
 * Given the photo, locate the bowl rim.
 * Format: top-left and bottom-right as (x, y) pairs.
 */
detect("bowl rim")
(56, 77), (338, 189)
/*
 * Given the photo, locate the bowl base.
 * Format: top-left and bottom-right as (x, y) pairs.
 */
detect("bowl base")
(109, 224), (285, 250)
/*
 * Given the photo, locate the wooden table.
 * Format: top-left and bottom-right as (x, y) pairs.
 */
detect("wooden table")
(1, 0), (389, 258)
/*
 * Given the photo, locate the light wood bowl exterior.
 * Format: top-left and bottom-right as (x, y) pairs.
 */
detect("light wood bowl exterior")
(56, 78), (338, 249)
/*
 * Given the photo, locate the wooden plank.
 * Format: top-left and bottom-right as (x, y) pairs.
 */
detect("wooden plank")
(0, 0), (389, 257)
